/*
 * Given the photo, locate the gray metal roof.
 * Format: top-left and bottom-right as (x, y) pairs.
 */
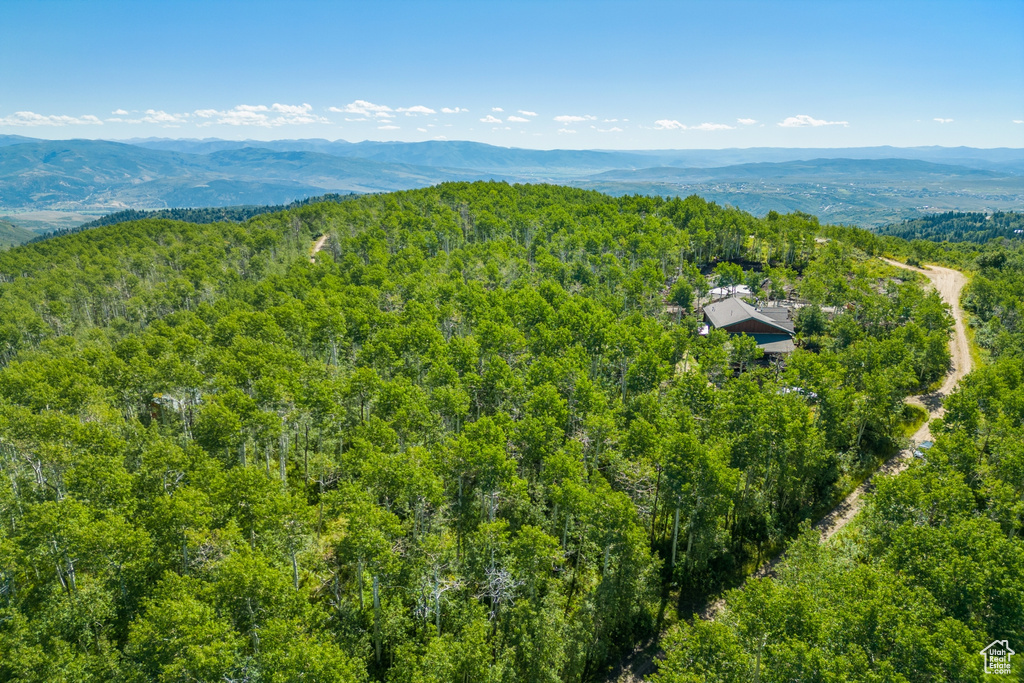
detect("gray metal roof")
(749, 333), (797, 354)
(703, 297), (794, 335)
(759, 338), (796, 354)
(757, 307), (796, 333)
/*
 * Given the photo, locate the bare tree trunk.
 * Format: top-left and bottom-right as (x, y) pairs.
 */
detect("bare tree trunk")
(753, 637), (764, 683)
(279, 429), (288, 485)
(357, 559), (365, 610)
(456, 476), (463, 562)
(650, 466), (663, 546)
(434, 571), (442, 633)
(671, 507), (680, 567)
(304, 423), (310, 484)
(373, 575), (382, 666)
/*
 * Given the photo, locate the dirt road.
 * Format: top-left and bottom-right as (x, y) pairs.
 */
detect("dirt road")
(810, 260), (970, 544)
(310, 234), (330, 263)
(611, 259), (971, 680)
(881, 259), (971, 438)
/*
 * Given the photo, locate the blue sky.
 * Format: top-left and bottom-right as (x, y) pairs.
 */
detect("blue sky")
(1, 0), (1022, 149)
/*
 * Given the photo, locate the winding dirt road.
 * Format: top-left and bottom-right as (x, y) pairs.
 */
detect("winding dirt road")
(612, 259), (971, 681)
(310, 233), (330, 263)
(808, 261), (970, 546)
(884, 259), (972, 439)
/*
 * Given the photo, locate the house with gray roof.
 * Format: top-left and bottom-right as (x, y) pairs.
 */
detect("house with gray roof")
(703, 297), (795, 355)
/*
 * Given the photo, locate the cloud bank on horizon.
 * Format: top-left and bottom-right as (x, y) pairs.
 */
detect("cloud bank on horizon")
(3, 99), (1023, 149)
(0, 103), (867, 141)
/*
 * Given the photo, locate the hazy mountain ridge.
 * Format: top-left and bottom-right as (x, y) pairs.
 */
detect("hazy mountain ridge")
(0, 138), (491, 211)
(129, 137), (658, 174)
(123, 136), (1024, 172)
(1, 135), (1022, 239)
(587, 157), (1012, 182)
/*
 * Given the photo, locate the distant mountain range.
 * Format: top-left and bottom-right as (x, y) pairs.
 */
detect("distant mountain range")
(0, 138), (488, 210)
(1, 135), (1022, 242)
(122, 137), (1024, 174)
(587, 157), (1012, 181)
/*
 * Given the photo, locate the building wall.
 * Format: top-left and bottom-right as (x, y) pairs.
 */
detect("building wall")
(721, 319), (791, 335)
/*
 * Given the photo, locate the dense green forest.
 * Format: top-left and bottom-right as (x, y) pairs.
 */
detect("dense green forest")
(878, 210), (1024, 244)
(655, 241), (1024, 682)
(32, 193), (362, 243)
(0, 182), (981, 682)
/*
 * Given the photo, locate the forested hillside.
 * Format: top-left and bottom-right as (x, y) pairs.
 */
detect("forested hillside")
(0, 182), (957, 682)
(655, 242), (1024, 683)
(0, 139), (471, 211)
(35, 193), (362, 242)
(2, 135), (1022, 228)
(878, 210), (1024, 244)
(0, 218), (35, 250)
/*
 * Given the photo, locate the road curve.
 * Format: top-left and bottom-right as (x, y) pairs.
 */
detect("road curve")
(612, 258), (972, 680)
(806, 260), (971, 548)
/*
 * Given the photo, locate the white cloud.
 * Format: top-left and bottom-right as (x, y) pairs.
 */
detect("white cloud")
(417, 127), (427, 132)
(480, 114), (502, 123)
(595, 126), (623, 133)
(1014, 120), (1024, 124)
(737, 118), (757, 125)
(433, 135), (448, 140)
(142, 109), (190, 125)
(554, 114), (596, 124)
(377, 124), (400, 130)
(518, 110), (537, 117)
(195, 103), (327, 127)
(397, 105), (436, 115)
(112, 108), (130, 116)
(0, 111), (103, 126)
(506, 115), (530, 122)
(778, 114), (848, 127)
(441, 107), (467, 114)
(934, 117), (954, 124)
(603, 118), (619, 122)
(329, 100), (394, 118)
(691, 122), (735, 131)
(492, 107), (504, 112)
(653, 119), (733, 131)
(557, 128), (577, 134)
